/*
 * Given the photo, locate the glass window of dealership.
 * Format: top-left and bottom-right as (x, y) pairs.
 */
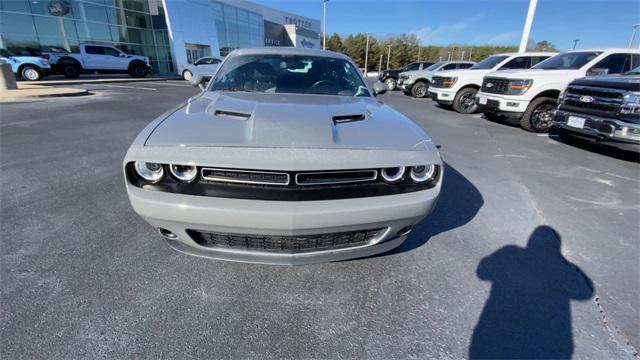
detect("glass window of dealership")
(0, 0), (317, 74)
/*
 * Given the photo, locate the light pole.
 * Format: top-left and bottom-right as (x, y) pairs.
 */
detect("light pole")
(629, 24), (640, 49)
(386, 45), (392, 70)
(519, 0), (538, 52)
(322, 0), (329, 50)
(378, 53), (383, 74)
(572, 39), (579, 49)
(417, 46), (421, 61)
(364, 32), (370, 76)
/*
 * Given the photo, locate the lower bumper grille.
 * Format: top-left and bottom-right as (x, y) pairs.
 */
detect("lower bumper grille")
(187, 228), (384, 253)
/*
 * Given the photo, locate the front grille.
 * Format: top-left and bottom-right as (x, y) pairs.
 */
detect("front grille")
(431, 76), (444, 88)
(561, 86), (624, 116)
(201, 168), (289, 185)
(584, 119), (614, 135)
(187, 228), (384, 253)
(295, 170), (377, 186)
(481, 78), (510, 94)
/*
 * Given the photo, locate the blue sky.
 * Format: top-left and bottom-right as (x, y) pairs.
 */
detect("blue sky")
(252, 0), (640, 51)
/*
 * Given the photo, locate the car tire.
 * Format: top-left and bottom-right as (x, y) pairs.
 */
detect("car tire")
(453, 87), (479, 114)
(384, 78), (397, 91)
(411, 81), (428, 98)
(20, 66), (41, 81)
(61, 63), (80, 78)
(182, 70), (193, 81)
(129, 63), (148, 78)
(520, 97), (557, 133)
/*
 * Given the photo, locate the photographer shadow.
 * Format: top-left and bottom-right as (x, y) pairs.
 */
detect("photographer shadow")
(469, 225), (594, 359)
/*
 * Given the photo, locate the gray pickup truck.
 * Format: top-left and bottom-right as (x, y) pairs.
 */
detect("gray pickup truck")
(553, 68), (640, 153)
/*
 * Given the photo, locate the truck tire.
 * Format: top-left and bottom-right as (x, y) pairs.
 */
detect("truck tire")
(129, 62), (148, 78)
(411, 81), (428, 98)
(20, 65), (41, 81)
(453, 87), (479, 114)
(520, 97), (557, 133)
(384, 77), (397, 91)
(61, 63), (80, 78)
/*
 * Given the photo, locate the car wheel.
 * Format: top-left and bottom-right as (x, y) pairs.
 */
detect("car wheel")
(384, 78), (397, 91)
(20, 66), (41, 81)
(521, 97), (557, 133)
(62, 64), (80, 78)
(182, 70), (193, 81)
(453, 87), (479, 114)
(411, 81), (428, 98)
(129, 63), (148, 78)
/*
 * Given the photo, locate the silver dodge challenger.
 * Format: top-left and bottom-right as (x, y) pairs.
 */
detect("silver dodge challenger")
(124, 48), (442, 265)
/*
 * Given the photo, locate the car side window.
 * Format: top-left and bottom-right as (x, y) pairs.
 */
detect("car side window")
(104, 47), (122, 57)
(457, 63), (474, 69)
(405, 63), (420, 71)
(85, 46), (105, 55)
(195, 57), (209, 65)
(442, 64), (457, 70)
(590, 53), (634, 75)
(499, 57), (530, 70)
(530, 56), (551, 67)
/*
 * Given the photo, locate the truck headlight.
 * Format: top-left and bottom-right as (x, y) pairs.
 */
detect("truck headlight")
(507, 79), (533, 95)
(441, 77), (457, 88)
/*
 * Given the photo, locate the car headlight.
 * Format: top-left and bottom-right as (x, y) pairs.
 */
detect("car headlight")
(507, 79), (533, 95)
(621, 92), (640, 115)
(442, 77), (457, 88)
(169, 164), (198, 182)
(134, 161), (164, 183)
(410, 165), (437, 183)
(381, 167), (406, 183)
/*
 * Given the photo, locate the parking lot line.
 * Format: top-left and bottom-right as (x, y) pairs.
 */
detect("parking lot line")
(100, 84), (157, 91)
(152, 81), (193, 88)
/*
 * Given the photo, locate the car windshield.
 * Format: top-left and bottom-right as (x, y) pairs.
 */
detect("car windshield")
(425, 62), (444, 71)
(470, 55), (510, 70)
(627, 65), (640, 74)
(210, 54), (370, 97)
(533, 51), (602, 70)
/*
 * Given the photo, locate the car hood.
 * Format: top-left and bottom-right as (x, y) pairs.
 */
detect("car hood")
(12, 56), (46, 64)
(571, 74), (640, 91)
(145, 92), (430, 150)
(435, 69), (488, 79)
(485, 69), (583, 79)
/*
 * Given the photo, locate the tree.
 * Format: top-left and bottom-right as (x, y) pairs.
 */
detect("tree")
(529, 40), (558, 52)
(325, 33), (343, 53)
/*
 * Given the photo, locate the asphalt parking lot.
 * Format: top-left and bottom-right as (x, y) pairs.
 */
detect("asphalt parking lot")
(1, 80), (638, 359)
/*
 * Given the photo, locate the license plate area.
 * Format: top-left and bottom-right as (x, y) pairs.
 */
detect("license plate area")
(477, 96), (487, 105)
(567, 115), (586, 129)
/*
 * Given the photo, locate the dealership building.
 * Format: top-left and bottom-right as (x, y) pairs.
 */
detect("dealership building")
(0, 0), (320, 74)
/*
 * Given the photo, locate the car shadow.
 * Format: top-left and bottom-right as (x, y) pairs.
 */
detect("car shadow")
(548, 131), (640, 163)
(382, 162), (484, 256)
(469, 225), (594, 359)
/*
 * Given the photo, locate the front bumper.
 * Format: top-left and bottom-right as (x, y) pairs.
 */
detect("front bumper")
(127, 184), (440, 265)
(554, 109), (640, 152)
(428, 88), (455, 105)
(475, 93), (528, 118)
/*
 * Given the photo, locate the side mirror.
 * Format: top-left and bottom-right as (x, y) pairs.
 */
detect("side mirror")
(188, 74), (210, 91)
(587, 68), (609, 76)
(372, 82), (388, 96)
(119, 53), (126, 57)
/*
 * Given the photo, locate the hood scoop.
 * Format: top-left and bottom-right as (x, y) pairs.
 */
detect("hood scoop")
(332, 114), (366, 124)
(214, 109), (252, 120)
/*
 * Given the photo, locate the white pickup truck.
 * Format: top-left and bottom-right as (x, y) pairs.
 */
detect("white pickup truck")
(47, 43), (151, 78)
(428, 52), (556, 114)
(475, 49), (640, 132)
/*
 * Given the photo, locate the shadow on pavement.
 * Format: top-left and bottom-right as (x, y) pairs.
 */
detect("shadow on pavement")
(549, 131), (640, 163)
(385, 162), (484, 255)
(469, 225), (594, 359)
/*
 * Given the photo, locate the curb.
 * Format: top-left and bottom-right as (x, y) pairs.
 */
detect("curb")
(31, 77), (181, 86)
(0, 89), (91, 102)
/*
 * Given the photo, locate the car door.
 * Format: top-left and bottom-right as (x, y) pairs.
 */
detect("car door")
(102, 46), (128, 70)
(194, 57), (221, 76)
(83, 45), (106, 69)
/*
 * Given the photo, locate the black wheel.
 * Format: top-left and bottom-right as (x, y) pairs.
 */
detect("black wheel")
(483, 111), (506, 122)
(453, 87), (479, 114)
(521, 97), (557, 133)
(20, 66), (41, 81)
(62, 63), (80, 78)
(384, 78), (397, 91)
(129, 63), (148, 78)
(411, 81), (428, 98)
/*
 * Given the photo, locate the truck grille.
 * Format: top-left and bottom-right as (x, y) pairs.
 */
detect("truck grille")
(561, 86), (624, 116)
(481, 78), (510, 94)
(187, 228), (384, 253)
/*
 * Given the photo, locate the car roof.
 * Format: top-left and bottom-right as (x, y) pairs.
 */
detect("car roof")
(228, 47), (351, 60)
(440, 61), (476, 64)
(562, 48), (640, 53)
(490, 52), (559, 56)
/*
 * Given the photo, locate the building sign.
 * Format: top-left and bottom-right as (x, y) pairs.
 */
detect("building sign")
(47, 0), (70, 16)
(284, 16), (313, 30)
(297, 36), (319, 49)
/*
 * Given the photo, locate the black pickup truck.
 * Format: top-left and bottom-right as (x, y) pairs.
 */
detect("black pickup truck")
(378, 61), (434, 91)
(553, 70), (640, 153)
